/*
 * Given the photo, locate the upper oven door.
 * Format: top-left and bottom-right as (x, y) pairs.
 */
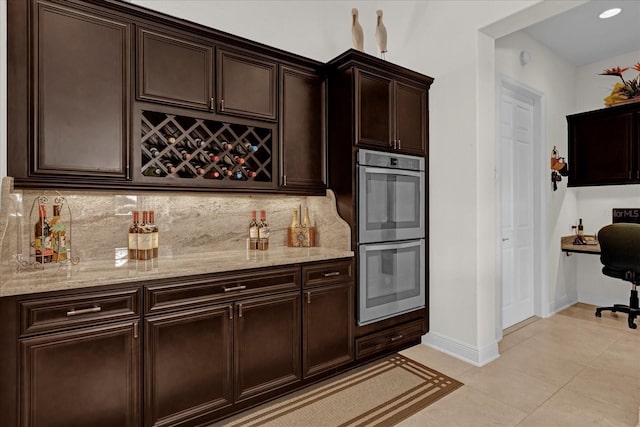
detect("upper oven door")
(358, 164), (425, 243)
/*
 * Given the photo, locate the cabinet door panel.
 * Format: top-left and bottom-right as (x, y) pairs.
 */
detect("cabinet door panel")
(20, 321), (140, 427)
(235, 292), (301, 402)
(395, 81), (426, 156)
(280, 66), (326, 190)
(569, 112), (634, 186)
(33, 1), (130, 178)
(144, 305), (233, 427)
(303, 282), (354, 378)
(138, 28), (213, 111)
(357, 70), (392, 149)
(217, 50), (277, 120)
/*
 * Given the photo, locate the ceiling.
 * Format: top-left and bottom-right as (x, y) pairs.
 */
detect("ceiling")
(523, 0), (640, 66)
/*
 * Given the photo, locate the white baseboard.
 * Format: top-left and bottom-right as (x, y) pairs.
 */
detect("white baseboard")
(547, 294), (578, 317)
(422, 331), (499, 367)
(578, 291), (629, 309)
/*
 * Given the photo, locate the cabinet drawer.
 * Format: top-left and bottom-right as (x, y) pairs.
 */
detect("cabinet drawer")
(146, 267), (300, 314)
(20, 288), (140, 336)
(355, 319), (425, 360)
(302, 259), (353, 288)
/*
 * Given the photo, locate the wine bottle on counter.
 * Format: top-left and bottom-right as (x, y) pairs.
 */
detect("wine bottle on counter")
(287, 207), (301, 247)
(302, 206), (316, 247)
(34, 204), (52, 263)
(258, 210), (270, 250)
(578, 218), (584, 236)
(149, 210), (159, 258)
(50, 204), (68, 262)
(137, 211), (153, 260)
(249, 210), (259, 250)
(128, 210), (140, 260)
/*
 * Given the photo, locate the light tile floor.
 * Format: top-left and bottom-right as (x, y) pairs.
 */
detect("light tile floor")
(398, 303), (640, 427)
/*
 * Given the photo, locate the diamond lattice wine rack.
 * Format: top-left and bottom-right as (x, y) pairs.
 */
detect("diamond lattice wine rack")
(140, 111), (273, 186)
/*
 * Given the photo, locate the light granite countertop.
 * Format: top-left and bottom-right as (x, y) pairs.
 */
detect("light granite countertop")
(1, 247), (354, 297)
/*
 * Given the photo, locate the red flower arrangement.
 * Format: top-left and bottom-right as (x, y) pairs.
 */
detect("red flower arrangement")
(601, 62), (640, 106)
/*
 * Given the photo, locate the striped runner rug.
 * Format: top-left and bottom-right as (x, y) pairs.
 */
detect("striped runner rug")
(217, 354), (463, 427)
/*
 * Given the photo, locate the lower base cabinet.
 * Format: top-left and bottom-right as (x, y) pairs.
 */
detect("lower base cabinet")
(144, 305), (233, 427)
(20, 321), (141, 427)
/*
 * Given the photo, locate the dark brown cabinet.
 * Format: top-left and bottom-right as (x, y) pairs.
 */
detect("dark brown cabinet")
(144, 305), (233, 427)
(280, 66), (326, 192)
(10, 0), (131, 183)
(568, 104), (640, 187)
(355, 69), (427, 156)
(302, 260), (354, 378)
(234, 292), (301, 402)
(217, 49), (277, 121)
(137, 27), (214, 111)
(20, 321), (141, 427)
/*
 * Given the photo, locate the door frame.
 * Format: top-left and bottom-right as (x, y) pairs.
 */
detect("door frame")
(496, 74), (548, 340)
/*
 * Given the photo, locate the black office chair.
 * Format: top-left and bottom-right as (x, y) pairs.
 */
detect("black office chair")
(595, 223), (640, 329)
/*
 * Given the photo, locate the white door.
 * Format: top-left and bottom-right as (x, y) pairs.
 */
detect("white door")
(500, 86), (535, 329)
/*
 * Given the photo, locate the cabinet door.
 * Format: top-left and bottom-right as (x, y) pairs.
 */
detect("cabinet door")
(280, 66), (326, 191)
(20, 321), (140, 427)
(303, 282), (354, 378)
(234, 292), (301, 403)
(217, 49), (277, 120)
(568, 111), (634, 186)
(395, 81), (427, 156)
(144, 305), (233, 427)
(356, 70), (393, 149)
(137, 27), (214, 111)
(32, 1), (130, 179)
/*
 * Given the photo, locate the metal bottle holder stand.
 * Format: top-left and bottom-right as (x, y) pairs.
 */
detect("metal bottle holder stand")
(14, 192), (80, 272)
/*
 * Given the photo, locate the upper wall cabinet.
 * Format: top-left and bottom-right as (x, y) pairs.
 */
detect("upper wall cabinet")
(328, 50), (432, 157)
(567, 103), (640, 187)
(279, 66), (326, 192)
(9, 0), (131, 184)
(217, 49), (278, 121)
(137, 27), (214, 111)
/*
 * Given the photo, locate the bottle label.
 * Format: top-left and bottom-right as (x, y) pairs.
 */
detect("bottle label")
(128, 233), (137, 250)
(151, 232), (159, 250)
(138, 233), (152, 250)
(259, 226), (270, 239)
(249, 226), (258, 239)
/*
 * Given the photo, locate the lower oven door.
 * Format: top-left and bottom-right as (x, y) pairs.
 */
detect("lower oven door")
(358, 239), (425, 326)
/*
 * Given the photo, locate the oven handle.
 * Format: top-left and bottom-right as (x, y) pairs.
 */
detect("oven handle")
(358, 165), (424, 178)
(360, 239), (424, 252)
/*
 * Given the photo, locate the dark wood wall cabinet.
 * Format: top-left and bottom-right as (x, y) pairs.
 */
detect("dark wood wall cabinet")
(8, 0), (325, 194)
(568, 103), (640, 187)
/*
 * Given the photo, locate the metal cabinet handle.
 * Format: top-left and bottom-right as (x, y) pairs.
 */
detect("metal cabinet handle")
(209, 97), (215, 110)
(322, 272), (340, 277)
(306, 291), (311, 304)
(237, 303), (243, 318)
(397, 139), (401, 150)
(220, 99), (225, 111)
(228, 305), (234, 320)
(66, 306), (101, 317)
(223, 285), (247, 292)
(389, 334), (404, 342)
(133, 321), (139, 339)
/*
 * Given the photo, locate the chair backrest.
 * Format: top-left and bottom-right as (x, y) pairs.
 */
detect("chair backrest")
(598, 223), (640, 275)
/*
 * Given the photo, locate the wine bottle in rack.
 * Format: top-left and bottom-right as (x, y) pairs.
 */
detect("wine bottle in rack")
(258, 210), (270, 250)
(221, 166), (234, 177)
(194, 163), (207, 176)
(143, 166), (163, 177)
(137, 211), (153, 260)
(249, 210), (259, 250)
(34, 204), (52, 263)
(241, 166), (257, 178)
(128, 210), (140, 260)
(209, 169), (221, 179)
(233, 155), (245, 164)
(50, 204), (68, 262)
(179, 148), (191, 160)
(163, 161), (177, 174)
(149, 146), (161, 157)
(149, 210), (159, 258)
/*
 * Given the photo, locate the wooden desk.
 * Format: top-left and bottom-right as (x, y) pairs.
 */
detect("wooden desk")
(561, 235), (601, 255)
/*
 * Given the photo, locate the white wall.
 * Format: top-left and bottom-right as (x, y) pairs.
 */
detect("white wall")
(572, 50), (640, 307)
(495, 31), (579, 315)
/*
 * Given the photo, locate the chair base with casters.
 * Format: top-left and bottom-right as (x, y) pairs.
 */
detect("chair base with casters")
(594, 222), (640, 330)
(595, 285), (639, 329)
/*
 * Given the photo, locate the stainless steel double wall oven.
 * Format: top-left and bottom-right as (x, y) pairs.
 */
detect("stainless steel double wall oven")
(356, 149), (426, 325)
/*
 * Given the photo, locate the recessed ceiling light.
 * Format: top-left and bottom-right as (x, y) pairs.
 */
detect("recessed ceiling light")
(599, 8), (622, 19)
